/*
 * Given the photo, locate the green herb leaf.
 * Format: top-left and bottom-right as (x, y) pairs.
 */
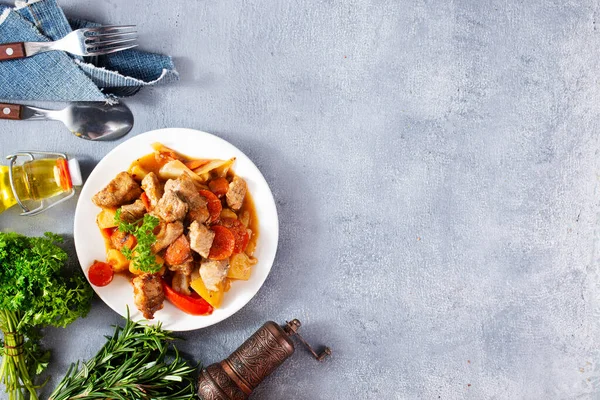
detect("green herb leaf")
(114, 209), (161, 273)
(0, 232), (93, 331)
(0, 232), (93, 400)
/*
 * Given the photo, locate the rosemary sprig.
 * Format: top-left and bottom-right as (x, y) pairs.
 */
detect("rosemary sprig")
(48, 311), (197, 400)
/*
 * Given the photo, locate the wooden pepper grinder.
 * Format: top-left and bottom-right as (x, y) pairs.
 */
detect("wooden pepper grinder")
(197, 319), (331, 399)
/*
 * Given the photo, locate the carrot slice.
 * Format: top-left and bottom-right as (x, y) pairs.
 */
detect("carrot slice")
(140, 192), (151, 211)
(185, 159), (211, 170)
(199, 189), (222, 224)
(220, 218), (250, 254)
(88, 261), (114, 287)
(208, 226), (235, 260)
(101, 227), (117, 239)
(110, 230), (136, 250)
(164, 234), (192, 266)
(208, 178), (229, 197)
(155, 150), (179, 166)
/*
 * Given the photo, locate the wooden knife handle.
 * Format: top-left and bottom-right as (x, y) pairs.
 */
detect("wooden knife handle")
(0, 103), (23, 120)
(0, 43), (26, 61)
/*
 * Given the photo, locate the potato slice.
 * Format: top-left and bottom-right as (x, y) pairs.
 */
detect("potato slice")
(220, 209), (238, 220)
(106, 249), (129, 273)
(129, 254), (165, 275)
(193, 158), (236, 181)
(239, 211), (250, 228)
(129, 164), (149, 181)
(97, 209), (117, 229)
(159, 160), (204, 183)
(227, 253), (256, 280)
(151, 142), (179, 155)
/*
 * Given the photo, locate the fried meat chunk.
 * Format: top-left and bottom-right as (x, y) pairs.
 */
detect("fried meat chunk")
(153, 191), (188, 222)
(152, 221), (184, 253)
(200, 259), (229, 291)
(172, 271), (192, 296)
(119, 199), (146, 223)
(132, 274), (164, 319)
(188, 221), (215, 258)
(92, 172), (142, 208)
(226, 176), (247, 211)
(168, 259), (194, 275)
(164, 174), (209, 224)
(141, 172), (163, 209)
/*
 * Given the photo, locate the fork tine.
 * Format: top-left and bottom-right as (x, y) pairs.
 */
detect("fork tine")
(82, 25), (136, 34)
(86, 33), (138, 45)
(87, 32), (137, 41)
(87, 38), (137, 50)
(84, 44), (138, 56)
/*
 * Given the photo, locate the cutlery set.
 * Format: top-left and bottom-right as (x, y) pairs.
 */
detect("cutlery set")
(1, 25), (138, 141)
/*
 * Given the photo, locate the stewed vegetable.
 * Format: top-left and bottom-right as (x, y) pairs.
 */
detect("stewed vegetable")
(89, 143), (259, 319)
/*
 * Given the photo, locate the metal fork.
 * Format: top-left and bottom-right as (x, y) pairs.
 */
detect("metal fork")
(0, 25), (137, 61)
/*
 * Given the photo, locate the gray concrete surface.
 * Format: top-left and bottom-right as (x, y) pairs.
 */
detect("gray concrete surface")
(1, 0), (600, 398)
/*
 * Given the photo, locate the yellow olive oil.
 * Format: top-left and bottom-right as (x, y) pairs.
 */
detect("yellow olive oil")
(22, 158), (65, 200)
(0, 165), (16, 213)
(0, 159), (68, 214)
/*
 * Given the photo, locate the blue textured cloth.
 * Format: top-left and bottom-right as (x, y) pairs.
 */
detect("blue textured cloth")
(0, 0), (178, 101)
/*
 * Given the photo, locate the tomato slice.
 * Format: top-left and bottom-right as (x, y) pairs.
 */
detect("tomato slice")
(199, 189), (222, 224)
(220, 218), (250, 254)
(208, 178), (229, 198)
(88, 261), (114, 287)
(208, 225), (235, 260)
(162, 280), (214, 315)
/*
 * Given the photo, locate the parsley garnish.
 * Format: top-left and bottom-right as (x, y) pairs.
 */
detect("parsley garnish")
(0, 232), (93, 400)
(114, 209), (161, 273)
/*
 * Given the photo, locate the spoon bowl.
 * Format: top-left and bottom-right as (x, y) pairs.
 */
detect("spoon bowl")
(59, 102), (134, 141)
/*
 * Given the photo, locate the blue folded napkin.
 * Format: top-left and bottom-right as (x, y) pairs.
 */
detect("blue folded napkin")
(0, 0), (178, 101)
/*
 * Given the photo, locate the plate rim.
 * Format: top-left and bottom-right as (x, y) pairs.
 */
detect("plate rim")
(73, 127), (279, 331)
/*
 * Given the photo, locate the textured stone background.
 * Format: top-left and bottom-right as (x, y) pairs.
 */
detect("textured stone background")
(1, 0), (600, 399)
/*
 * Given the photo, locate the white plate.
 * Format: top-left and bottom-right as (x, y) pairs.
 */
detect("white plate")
(74, 128), (279, 331)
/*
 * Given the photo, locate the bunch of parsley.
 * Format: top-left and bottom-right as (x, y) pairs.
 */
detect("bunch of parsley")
(0, 232), (93, 400)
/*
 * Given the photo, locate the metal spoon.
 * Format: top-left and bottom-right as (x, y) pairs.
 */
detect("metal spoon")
(0, 101), (134, 141)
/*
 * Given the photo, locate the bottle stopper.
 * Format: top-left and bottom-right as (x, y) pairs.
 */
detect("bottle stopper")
(197, 319), (331, 399)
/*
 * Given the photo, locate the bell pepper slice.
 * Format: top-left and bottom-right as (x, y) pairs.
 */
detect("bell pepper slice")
(162, 280), (214, 316)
